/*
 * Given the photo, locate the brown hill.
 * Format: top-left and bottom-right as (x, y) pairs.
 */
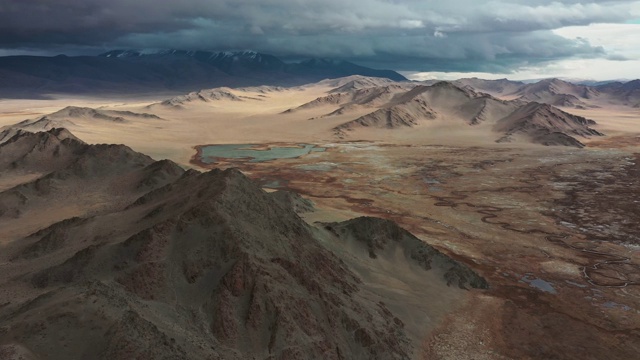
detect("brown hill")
(50, 106), (162, 121)
(509, 79), (599, 108)
(151, 85), (290, 110)
(313, 75), (397, 90)
(0, 129), (487, 359)
(0, 129), (181, 233)
(153, 88), (245, 109)
(469, 78), (640, 108)
(7, 117), (78, 134)
(1, 107), (163, 140)
(398, 82), (519, 121)
(328, 81), (604, 146)
(494, 102), (603, 147)
(332, 82), (521, 135)
(596, 79), (640, 107)
(327, 76), (397, 94)
(285, 84), (408, 114)
(284, 92), (352, 112)
(332, 99), (436, 136)
(234, 85), (287, 94)
(454, 78), (526, 97)
(0, 128), (85, 173)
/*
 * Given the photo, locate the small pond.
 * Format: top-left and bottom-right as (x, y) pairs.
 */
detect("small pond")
(520, 274), (557, 294)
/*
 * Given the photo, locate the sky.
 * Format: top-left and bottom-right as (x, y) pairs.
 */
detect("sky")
(0, 0), (639, 80)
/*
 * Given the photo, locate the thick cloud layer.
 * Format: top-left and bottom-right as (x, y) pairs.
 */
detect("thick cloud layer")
(0, 0), (638, 72)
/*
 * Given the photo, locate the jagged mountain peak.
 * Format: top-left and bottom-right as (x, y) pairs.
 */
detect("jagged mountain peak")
(42, 127), (82, 142)
(0, 128), (85, 173)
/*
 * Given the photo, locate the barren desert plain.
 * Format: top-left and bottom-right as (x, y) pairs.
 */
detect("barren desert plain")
(1, 76), (640, 359)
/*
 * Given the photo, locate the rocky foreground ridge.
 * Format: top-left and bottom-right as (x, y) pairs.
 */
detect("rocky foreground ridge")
(0, 129), (486, 360)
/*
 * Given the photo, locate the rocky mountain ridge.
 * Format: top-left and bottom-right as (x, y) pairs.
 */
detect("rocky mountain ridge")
(285, 79), (602, 146)
(0, 128), (487, 359)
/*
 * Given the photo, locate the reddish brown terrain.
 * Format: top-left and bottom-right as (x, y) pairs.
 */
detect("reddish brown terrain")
(191, 142), (640, 359)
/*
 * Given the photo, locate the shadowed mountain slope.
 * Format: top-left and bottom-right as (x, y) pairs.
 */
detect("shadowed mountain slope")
(595, 79), (640, 107)
(322, 217), (488, 290)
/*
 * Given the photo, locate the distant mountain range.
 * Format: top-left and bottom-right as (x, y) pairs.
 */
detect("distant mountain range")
(454, 77), (640, 108)
(0, 50), (406, 98)
(281, 77), (602, 147)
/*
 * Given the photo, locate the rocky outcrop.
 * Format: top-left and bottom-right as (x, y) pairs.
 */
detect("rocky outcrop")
(155, 88), (244, 109)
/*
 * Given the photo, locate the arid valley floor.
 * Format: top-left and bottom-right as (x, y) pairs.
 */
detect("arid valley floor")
(1, 76), (639, 359)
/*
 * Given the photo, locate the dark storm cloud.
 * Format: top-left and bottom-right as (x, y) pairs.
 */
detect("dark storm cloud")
(0, 0), (638, 72)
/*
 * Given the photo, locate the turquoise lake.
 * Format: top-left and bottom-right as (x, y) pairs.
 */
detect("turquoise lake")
(199, 144), (326, 164)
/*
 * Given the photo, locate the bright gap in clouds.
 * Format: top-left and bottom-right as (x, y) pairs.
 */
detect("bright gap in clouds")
(406, 23), (640, 81)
